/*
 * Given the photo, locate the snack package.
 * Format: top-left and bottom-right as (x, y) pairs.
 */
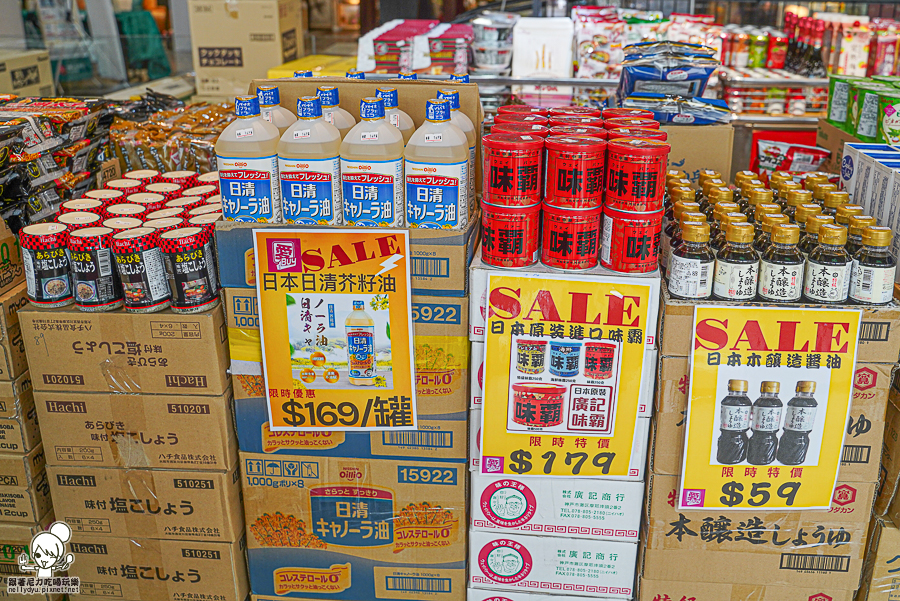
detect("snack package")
(623, 92), (731, 124)
(755, 140), (830, 176)
(616, 41), (719, 104)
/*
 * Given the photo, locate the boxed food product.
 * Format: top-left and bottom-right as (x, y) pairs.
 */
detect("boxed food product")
(0, 386), (40, 453)
(638, 579), (854, 601)
(0, 467), (50, 523)
(858, 518), (900, 601)
(0, 51), (53, 97)
(0, 442), (45, 487)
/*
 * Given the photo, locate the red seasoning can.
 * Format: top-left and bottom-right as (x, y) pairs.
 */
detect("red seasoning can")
(196, 171), (219, 189)
(205, 194), (222, 205)
(600, 205), (663, 273)
(491, 122), (550, 138)
(548, 115), (602, 127)
(19, 223), (73, 307)
(67, 226), (123, 312)
(127, 193), (167, 214)
(481, 201), (540, 268)
(158, 226), (220, 313)
(605, 138), (670, 212)
(57, 212), (102, 230)
(511, 383), (566, 427)
(497, 105), (549, 117)
(584, 342), (616, 379)
(607, 127), (668, 142)
(541, 202), (602, 270)
(544, 136), (606, 208)
(85, 189), (124, 206)
(145, 182), (184, 201)
(548, 106), (602, 117)
(188, 203), (223, 217)
(482, 133), (543, 206)
(145, 207), (186, 220)
(165, 196), (206, 216)
(103, 217), (143, 233)
(105, 179), (144, 196)
(142, 217), (184, 236)
(493, 113), (549, 127)
(603, 117), (660, 130)
(59, 199), (104, 215)
(105, 203), (148, 221)
(601, 108), (655, 120)
(549, 125), (607, 139)
(123, 169), (160, 186)
(161, 171), (199, 188)
(182, 185), (218, 200)
(111, 227), (172, 313)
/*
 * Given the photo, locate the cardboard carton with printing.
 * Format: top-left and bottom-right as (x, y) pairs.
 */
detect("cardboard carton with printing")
(0, 50), (53, 97)
(0, 370), (32, 419)
(0, 219), (24, 299)
(659, 124), (734, 185)
(0, 468), (51, 523)
(857, 517), (900, 601)
(0, 513), (59, 599)
(638, 579), (855, 601)
(467, 590), (601, 601)
(0, 387), (40, 453)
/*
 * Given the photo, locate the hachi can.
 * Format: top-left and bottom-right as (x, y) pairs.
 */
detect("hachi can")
(59, 199), (104, 215)
(541, 203), (602, 270)
(165, 196), (205, 215)
(515, 340), (547, 374)
(188, 203), (222, 217)
(145, 208), (185, 221)
(481, 201), (540, 268)
(144, 183), (183, 201)
(67, 226), (123, 312)
(491, 122), (550, 138)
(158, 226), (219, 313)
(607, 127), (668, 142)
(103, 217), (143, 233)
(196, 171), (219, 189)
(511, 383), (566, 427)
(112, 227), (172, 313)
(123, 169), (160, 186)
(493, 113), (549, 126)
(584, 342), (615, 379)
(600, 205), (663, 273)
(544, 136), (607, 208)
(548, 341), (582, 377)
(105, 179), (144, 196)
(161, 171), (199, 188)
(205, 194), (222, 205)
(142, 217), (184, 236)
(603, 117), (660, 130)
(105, 203), (148, 221)
(126, 193), (167, 214)
(602, 107), (655, 120)
(57, 212), (102, 231)
(182, 184), (218, 200)
(482, 133), (544, 206)
(19, 223), (73, 307)
(187, 214), (222, 271)
(549, 125), (608, 139)
(605, 138), (670, 212)
(85, 189), (124, 206)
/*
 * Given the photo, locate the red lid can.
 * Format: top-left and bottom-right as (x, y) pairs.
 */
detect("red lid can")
(605, 138), (670, 212)
(497, 105), (549, 117)
(20, 222), (68, 250)
(607, 127), (668, 141)
(67, 226), (113, 251)
(204, 194), (222, 205)
(603, 117), (660, 130)
(84, 189), (125, 206)
(188, 203), (223, 217)
(549, 125), (607, 139)
(544, 136), (607, 209)
(541, 202), (603, 270)
(601, 108), (655, 120)
(187, 214), (222, 236)
(480, 201), (541, 268)
(548, 115), (602, 127)
(126, 193), (167, 213)
(548, 106), (602, 117)
(482, 134), (544, 206)
(59, 199), (104, 215)
(182, 185), (218, 200)
(105, 179), (144, 196)
(145, 182), (184, 201)
(600, 205), (663, 273)
(111, 226), (159, 254)
(161, 171), (199, 188)
(57, 211), (103, 230)
(123, 169), (160, 185)
(493, 113), (550, 126)
(491, 122), (550, 138)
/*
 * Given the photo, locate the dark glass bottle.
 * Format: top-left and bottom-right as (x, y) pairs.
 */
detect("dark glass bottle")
(850, 226), (897, 305)
(713, 222), (758, 301)
(835, 203), (864, 228)
(739, 180), (767, 213)
(663, 187), (696, 233)
(696, 169), (722, 192)
(662, 200), (701, 272)
(803, 224), (851, 304)
(733, 171), (759, 209)
(698, 180), (729, 217)
(776, 181), (802, 210)
(846, 215), (877, 256)
(747, 381), (783, 465)
(822, 190), (849, 218)
(753, 202), (781, 235)
(667, 211), (706, 278)
(783, 189), (813, 223)
(711, 212), (749, 253)
(798, 214), (834, 259)
(758, 224), (804, 303)
(716, 379), (753, 464)
(794, 203), (823, 236)
(802, 19), (827, 78)
(668, 222), (714, 300)
(803, 173), (829, 192)
(811, 182), (837, 206)
(784, 12), (799, 69)
(753, 213), (789, 255)
(776, 381), (818, 465)
(709, 200), (740, 241)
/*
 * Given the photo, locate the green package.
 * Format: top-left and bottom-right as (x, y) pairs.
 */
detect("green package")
(872, 75), (900, 85)
(848, 83), (893, 140)
(877, 90), (900, 144)
(827, 75), (868, 130)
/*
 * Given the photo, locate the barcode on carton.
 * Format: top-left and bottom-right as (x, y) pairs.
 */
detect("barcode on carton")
(385, 577), (451, 593)
(382, 430), (452, 448)
(780, 553), (850, 572)
(412, 257), (450, 278)
(859, 321), (890, 342)
(841, 444), (871, 464)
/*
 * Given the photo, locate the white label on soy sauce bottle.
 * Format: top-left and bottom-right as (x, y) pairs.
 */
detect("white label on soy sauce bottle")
(713, 261), (758, 300)
(850, 260), (895, 304)
(668, 256), (712, 298)
(804, 261), (851, 302)
(758, 260), (803, 301)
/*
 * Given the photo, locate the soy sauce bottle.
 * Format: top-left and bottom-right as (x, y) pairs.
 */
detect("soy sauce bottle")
(835, 203), (864, 228)
(776, 381), (817, 465)
(850, 226), (896, 305)
(744, 188), (774, 223)
(668, 222), (714, 300)
(662, 201), (700, 270)
(803, 173), (829, 192)
(846, 215), (877, 256)
(753, 213), (789, 255)
(759, 224), (804, 303)
(697, 169), (722, 189)
(716, 379), (753, 464)
(775, 180), (802, 209)
(713, 222), (758, 301)
(803, 224), (851, 304)
(753, 202), (781, 235)
(769, 170), (792, 197)
(747, 381), (783, 466)
(811, 182), (837, 206)
(798, 214), (834, 259)
(794, 203), (823, 236)
(711, 212), (749, 253)
(822, 190), (849, 217)
(710, 200), (740, 241)
(698, 181), (728, 217)
(738, 180), (767, 213)
(667, 211), (707, 278)
(783, 188), (812, 223)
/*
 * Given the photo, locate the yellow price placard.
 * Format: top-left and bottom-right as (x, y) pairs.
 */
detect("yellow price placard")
(680, 305), (861, 510)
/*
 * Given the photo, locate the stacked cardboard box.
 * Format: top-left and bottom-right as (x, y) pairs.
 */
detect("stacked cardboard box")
(18, 303), (248, 601)
(639, 289), (900, 601)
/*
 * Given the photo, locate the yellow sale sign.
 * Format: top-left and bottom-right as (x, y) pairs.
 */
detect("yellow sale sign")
(254, 228), (417, 430)
(680, 306), (861, 510)
(480, 273), (657, 477)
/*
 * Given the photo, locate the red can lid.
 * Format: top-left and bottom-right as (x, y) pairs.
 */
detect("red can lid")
(188, 203), (223, 216)
(607, 127), (668, 141)
(548, 106), (602, 117)
(127, 193), (166, 208)
(482, 133), (544, 151)
(103, 217), (143, 231)
(112, 227), (159, 253)
(196, 171), (219, 185)
(542, 201), (603, 217)
(601, 108), (655, 120)
(603, 117), (660, 130)
(497, 105), (549, 117)
(493, 113), (550, 126)
(142, 218), (184, 235)
(67, 226), (114, 251)
(188, 214), (223, 227)
(145, 208), (186, 220)
(60, 199), (104, 214)
(162, 170), (198, 184)
(158, 226), (208, 253)
(123, 169), (159, 182)
(491, 122), (550, 137)
(105, 179), (144, 192)
(549, 125), (607, 139)
(58, 212), (102, 229)
(20, 222), (68, 249)
(607, 137), (670, 157)
(548, 115), (602, 127)
(105, 203), (147, 219)
(145, 182), (183, 197)
(545, 135), (607, 153)
(85, 189), (124, 204)
(511, 382), (567, 395)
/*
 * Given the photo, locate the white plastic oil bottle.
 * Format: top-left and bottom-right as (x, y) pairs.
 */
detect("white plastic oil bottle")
(404, 98), (469, 230)
(257, 85), (296, 136)
(340, 97), (404, 227)
(345, 299), (376, 385)
(376, 87), (415, 145)
(215, 95), (282, 222)
(278, 96), (342, 225)
(437, 88), (475, 214)
(317, 86), (357, 139)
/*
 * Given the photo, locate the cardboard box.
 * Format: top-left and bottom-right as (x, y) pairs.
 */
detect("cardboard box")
(234, 394), (467, 461)
(0, 218), (23, 299)
(35, 389), (238, 470)
(0, 513), (61, 601)
(839, 143), (900, 202)
(47, 462), (243, 541)
(0, 388), (40, 453)
(817, 117), (862, 175)
(189, 0), (303, 97)
(0, 50), (53, 97)
(0, 322), (27, 382)
(241, 452), (466, 600)
(650, 358), (892, 483)
(468, 530), (637, 599)
(67, 534), (250, 601)
(0, 468), (50, 523)
(874, 379), (900, 521)
(638, 579), (855, 601)
(659, 124), (734, 187)
(641, 473), (874, 589)
(0, 371), (32, 419)
(0, 444), (45, 487)
(857, 518), (900, 601)
(0, 285), (28, 342)
(657, 287), (900, 364)
(19, 304), (231, 396)
(470, 473), (643, 542)
(467, 591), (602, 601)
(215, 219), (480, 297)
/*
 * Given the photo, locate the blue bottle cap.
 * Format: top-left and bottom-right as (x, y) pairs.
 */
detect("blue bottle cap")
(353, 300), (364, 310)
(294, 70), (313, 77)
(297, 96), (323, 119)
(397, 71), (417, 80)
(256, 85), (280, 107)
(346, 69), (365, 79)
(359, 97), (385, 120)
(375, 87), (399, 109)
(425, 99), (450, 122)
(437, 88), (461, 110)
(317, 86), (340, 108)
(234, 95), (260, 118)
(450, 72), (469, 83)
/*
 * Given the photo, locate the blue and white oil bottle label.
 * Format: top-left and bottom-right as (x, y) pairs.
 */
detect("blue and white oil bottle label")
(341, 157), (404, 227)
(405, 158), (468, 229)
(279, 156), (342, 225)
(346, 325), (375, 380)
(218, 154), (282, 222)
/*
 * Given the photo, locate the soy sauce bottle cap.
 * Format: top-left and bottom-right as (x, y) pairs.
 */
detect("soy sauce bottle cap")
(771, 223), (800, 244)
(761, 381), (780, 392)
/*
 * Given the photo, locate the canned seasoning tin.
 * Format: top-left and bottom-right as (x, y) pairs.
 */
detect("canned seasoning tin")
(105, 203), (148, 220)
(482, 133), (543, 206)
(549, 125), (607, 139)
(103, 217), (143, 232)
(205, 194), (222, 205)
(67, 227), (123, 312)
(602, 108), (655, 120)
(584, 342), (615, 379)
(515, 340), (547, 374)
(548, 115), (602, 127)
(511, 383), (566, 427)
(59, 199), (104, 214)
(497, 105), (550, 117)
(112, 227), (172, 313)
(126, 193), (167, 214)
(187, 213), (222, 233)
(145, 208), (185, 220)
(493, 113), (549, 126)
(123, 169), (160, 186)
(548, 341), (582, 377)
(158, 227), (220, 313)
(607, 127), (668, 142)
(541, 203), (602, 270)
(85, 189), (124, 206)
(57, 212), (102, 230)
(481, 201), (541, 268)
(600, 205), (663, 273)
(544, 136), (606, 209)
(188, 203), (222, 217)
(603, 117), (660, 130)
(142, 217), (184, 235)
(605, 138), (670, 212)
(165, 196), (205, 215)
(144, 182), (183, 201)
(20, 223), (73, 307)
(196, 171), (219, 188)
(549, 106), (602, 117)
(491, 122), (550, 138)
(161, 171), (199, 188)
(182, 185), (218, 200)
(105, 179), (144, 196)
